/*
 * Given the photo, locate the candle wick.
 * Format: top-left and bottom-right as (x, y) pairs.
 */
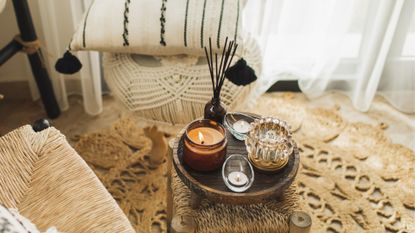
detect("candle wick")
(201, 141), (205, 145)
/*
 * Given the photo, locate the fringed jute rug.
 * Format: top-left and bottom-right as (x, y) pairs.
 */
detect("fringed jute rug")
(74, 93), (414, 233)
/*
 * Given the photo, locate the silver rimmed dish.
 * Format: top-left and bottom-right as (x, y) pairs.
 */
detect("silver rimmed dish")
(224, 112), (259, 141)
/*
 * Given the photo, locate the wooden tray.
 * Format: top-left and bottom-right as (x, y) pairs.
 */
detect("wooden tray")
(172, 128), (300, 205)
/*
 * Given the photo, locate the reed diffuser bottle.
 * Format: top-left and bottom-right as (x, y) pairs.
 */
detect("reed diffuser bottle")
(204, 96), (226, 124)
(203, 37), (238, 124)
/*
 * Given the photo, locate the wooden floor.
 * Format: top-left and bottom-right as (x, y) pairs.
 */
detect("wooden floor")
(0, 95), (125, 144)
(0, 93), (414, 150)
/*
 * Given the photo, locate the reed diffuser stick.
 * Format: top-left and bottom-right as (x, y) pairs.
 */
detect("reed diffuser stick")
(218, 43), (238, 95)
(217, 37), (228, 97)
(215, 53), (219, 97)
(204, 37), (238, 99)
(204, 41), (215, 93)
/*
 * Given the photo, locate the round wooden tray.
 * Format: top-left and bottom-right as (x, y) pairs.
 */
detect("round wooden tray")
(172, 128), (300, 205)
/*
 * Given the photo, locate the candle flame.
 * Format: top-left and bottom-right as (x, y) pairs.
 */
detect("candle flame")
(198, 132), (205, 144)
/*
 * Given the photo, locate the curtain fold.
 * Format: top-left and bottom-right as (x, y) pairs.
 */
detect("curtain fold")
(244, 0), (415, 113)
(36, 0), (103, 115)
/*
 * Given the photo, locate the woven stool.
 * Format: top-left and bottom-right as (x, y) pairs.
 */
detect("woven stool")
(166, 136), (300, 233)
(103, 35), (262, 125)
(169, 169), (299, 233)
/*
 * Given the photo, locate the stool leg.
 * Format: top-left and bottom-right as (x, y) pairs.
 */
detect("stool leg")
(167, 139), (174, 232)
(190, 191), (201, 210)
(171, 215), (196, 233)
(168, 138), (197, 233)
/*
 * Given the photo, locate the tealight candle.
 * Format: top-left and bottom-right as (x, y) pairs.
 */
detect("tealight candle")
(233, 120), (251, 134)
(227, 171), (248, 187)
(222, 154), (254, 192)
(183, 120), (227, 171)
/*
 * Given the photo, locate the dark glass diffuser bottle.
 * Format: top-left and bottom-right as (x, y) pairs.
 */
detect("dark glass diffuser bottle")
(202, 36), (238, 124)
(204, 95), (226, 124)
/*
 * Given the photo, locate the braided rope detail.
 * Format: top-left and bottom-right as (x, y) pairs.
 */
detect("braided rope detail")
(160, 0), (168, 46)
(13, 35), (41, 55)
(122, 0), (131, 46)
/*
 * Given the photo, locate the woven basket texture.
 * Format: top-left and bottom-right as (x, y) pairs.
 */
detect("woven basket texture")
(0, 126), (135, 233)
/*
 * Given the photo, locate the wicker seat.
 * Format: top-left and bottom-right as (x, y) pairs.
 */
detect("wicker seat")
(0, 125), (135, 233)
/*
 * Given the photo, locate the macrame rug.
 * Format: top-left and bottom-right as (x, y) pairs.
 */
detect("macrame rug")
(74, 93), (414, 233)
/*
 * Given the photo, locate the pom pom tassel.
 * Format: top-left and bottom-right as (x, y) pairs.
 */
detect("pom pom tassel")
(225, 58), (257, 86)
(55, 50), (82, 74)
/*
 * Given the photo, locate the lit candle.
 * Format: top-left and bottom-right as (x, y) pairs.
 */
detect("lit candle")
(233, 120), (251, 134)
(227, 171), (248, 187)
(199, 132), (204, 144)
(187, 127), (224, 145)
(183, 120), (227, 171)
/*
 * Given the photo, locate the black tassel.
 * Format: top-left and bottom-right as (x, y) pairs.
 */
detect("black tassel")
(55, 50), (82, 74)
(225, 58), (257, 86)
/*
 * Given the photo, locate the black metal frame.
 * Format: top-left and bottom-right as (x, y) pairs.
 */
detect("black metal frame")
(32, 118), (51, 132)
(267, 80), (301, 92)
(0, 0), (60, 119)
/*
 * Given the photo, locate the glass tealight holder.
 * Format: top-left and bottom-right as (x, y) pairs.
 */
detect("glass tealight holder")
(224, 112), (259, 141)
(222, 154), (254, 193)
(245, 117), (294, 173)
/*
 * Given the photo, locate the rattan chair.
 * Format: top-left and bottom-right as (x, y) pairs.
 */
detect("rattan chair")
(0, 124), (134, 233)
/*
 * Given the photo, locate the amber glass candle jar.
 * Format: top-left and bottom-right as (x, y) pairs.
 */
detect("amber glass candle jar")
(183, 119), (227, 171)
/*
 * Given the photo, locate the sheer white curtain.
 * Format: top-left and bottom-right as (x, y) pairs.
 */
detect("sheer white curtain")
(36, 0), (103, 115)
(244, 0), (415, 113)
(0, 0), (5, 13)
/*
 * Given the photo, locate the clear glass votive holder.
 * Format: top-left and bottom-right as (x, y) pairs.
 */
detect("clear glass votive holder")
(245, 117), (294, 173)
(224, 112), (258, 141)
(222, 154), (254, 193)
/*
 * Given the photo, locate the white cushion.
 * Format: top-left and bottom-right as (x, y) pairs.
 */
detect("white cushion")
(70, 0), (244, 56)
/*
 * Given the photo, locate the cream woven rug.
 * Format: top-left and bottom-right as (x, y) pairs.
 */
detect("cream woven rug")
(74, 93), (414, 233)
